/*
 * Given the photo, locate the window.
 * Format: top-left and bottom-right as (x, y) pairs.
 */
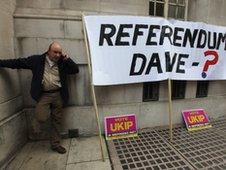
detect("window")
(172, 80), (186, 99)
(168, 0), (186, 20)
(149, 0), (187, 19)
(144, 0), (164, 102)
(143, 82), (159, 101)
(143, 0), (188, 102)
(196, 81), (209, 98)
(171, 80), (187, 99)
(169, 0), (187, 99)
(149, 0), (164, 17)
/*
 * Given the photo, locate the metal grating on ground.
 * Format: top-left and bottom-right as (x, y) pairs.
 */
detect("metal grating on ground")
(107, 117), (226, 170)
(157, 126), (226, 170)
(211, 117), (226, 135)
(108, 130), (193, 170)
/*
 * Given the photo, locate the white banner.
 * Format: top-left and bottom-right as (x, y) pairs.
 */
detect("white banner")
(84, 16), (226, 86)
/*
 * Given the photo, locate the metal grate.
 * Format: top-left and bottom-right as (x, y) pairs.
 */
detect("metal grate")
(211, 117), (226, 135)
(107, 117), (226, 170)
(108, 130), (193, 170)
(157, 119), (226, 170)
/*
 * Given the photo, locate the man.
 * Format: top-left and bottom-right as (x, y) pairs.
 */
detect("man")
(0, 42), (79, 154)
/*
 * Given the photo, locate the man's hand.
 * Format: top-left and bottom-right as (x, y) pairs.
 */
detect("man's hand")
(61, 53), (69, 61)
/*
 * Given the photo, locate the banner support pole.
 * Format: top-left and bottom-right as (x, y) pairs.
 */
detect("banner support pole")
(164, 0), (173, 141)
(82, 14), (105, 162)
(167, 79), (173, 141)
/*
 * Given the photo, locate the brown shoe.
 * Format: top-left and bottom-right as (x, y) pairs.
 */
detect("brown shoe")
(51, 145), (66, 154)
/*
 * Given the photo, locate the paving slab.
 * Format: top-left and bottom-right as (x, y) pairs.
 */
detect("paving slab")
(6, 135), (111, 170)
(66, 159), (111, 170)
(67, 136), (109, 164)
(6, 139), (70, 170)
(5, 142), (34, 170)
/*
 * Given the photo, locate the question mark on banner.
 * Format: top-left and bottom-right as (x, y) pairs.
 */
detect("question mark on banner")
(201, 50), (219, 78)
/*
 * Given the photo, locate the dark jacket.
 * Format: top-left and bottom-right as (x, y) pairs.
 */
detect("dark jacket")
(0, 53), (79, 104)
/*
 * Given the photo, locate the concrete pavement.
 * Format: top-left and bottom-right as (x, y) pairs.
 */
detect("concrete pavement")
(5, 136), (111, 170)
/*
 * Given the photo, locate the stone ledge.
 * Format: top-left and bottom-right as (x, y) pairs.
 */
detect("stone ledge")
(13, 8), (97, 21)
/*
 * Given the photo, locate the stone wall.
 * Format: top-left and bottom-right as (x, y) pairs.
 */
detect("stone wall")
(0, 0), (27, 167)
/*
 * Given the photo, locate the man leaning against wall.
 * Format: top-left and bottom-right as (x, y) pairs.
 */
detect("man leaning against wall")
(0, 42), (79, 154)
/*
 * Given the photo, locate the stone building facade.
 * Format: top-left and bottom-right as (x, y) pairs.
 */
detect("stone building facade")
(1, 0), (226, 166)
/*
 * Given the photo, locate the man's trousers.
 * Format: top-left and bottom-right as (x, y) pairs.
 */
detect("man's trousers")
(33, 91), (63, 147)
